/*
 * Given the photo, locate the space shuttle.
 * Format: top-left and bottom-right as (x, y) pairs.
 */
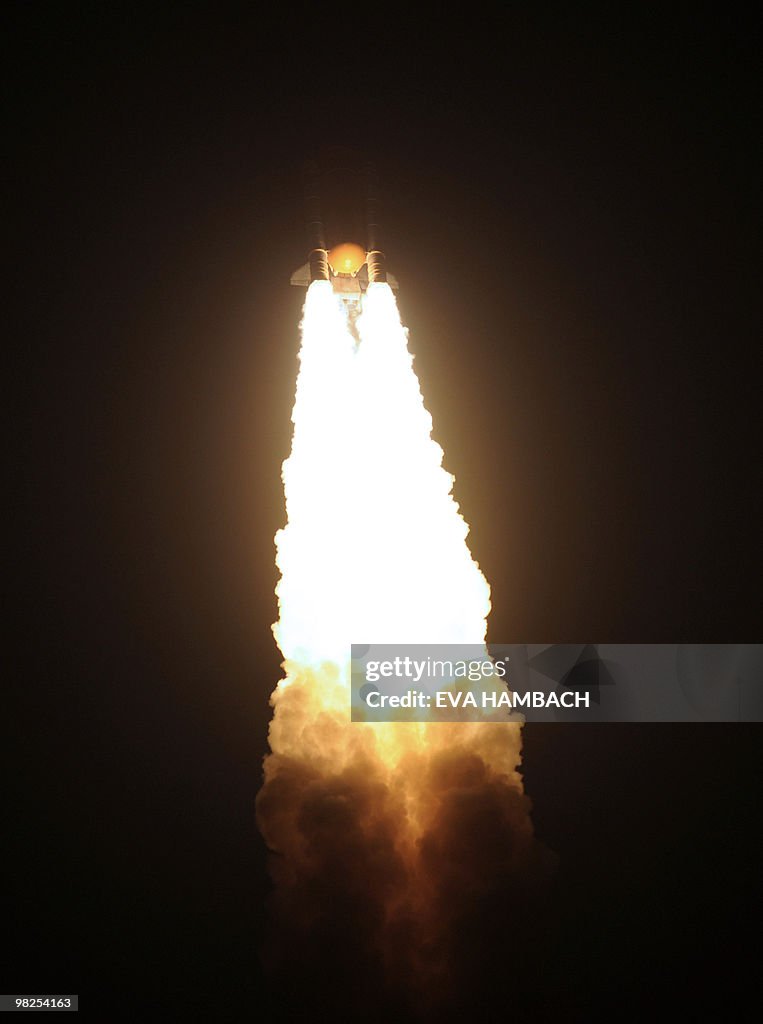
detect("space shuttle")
(290, 156), (398, 325)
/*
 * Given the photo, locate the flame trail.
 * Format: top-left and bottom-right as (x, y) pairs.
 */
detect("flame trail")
(258, 282), (544, 1015)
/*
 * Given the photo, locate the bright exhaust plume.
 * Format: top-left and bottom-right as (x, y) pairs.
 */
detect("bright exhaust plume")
(273, 281), (491, 665)
(257, 282), (540, 1010)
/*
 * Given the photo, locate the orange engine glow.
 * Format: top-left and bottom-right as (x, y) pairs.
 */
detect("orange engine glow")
(327, 242), (366, 275)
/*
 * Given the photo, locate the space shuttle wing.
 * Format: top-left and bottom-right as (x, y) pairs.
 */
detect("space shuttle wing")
(290, 263), (311, 287)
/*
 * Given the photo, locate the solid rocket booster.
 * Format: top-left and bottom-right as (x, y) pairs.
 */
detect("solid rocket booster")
(365, 164), (387, 285)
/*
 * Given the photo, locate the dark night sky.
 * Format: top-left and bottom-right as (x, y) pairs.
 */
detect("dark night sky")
(5, 6), (761, 1020)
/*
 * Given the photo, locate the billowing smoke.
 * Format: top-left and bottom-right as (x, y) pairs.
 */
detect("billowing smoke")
(257, 283), (550, 1019)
